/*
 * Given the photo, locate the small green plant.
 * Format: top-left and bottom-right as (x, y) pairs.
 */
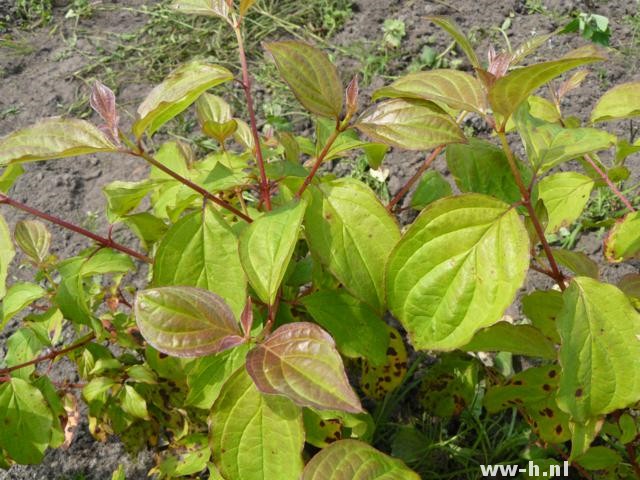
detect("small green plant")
(562, 11), (612, 46)
(1, 3), (640, 479)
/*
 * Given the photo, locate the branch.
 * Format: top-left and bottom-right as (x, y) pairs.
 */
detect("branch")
(0, 194), (152, 264)
(233, 23), (271, 211)
(129, 149), (253, 223)
(0, 333), (95, 376)
(386, 144), (445, 212)
(497, 131), (566, 290)
(583, 153), (636, 212)
(296, 122), (344, 198)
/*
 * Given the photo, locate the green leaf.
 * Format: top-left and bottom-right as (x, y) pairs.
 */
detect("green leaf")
(537, 172), (594, 234)
(134, 286), (245, 358)
(5, 326), (49, 380)
(0, 118), (117, 166)
(591, 82), (640, 123)
(373, 70), (487, 114)
(265, 41), (343, 119)
(489, 55), (604, 122)
(462, 323), (556, 359)
(426, 16), (480, 68)
(484, 366), (571, 444)
(239, 199), (307, 305)
(300, 290), (389, 365)
(604, 211), (640, 263)
(153, 205), (246, 317)
(557, 277), (640, 422)
(186, 344), (249, 409)
(210, 368), (304, 480)
(119, 385), (149, 420)
(170, 0), (229, 19)
(550, 248), (599, 278)
(246, 322), (363, 413)
(133, 60), (233, 138)
(103, 180), (160, 222)
(411, 171), (452, 210)
(574, 446), (621, 471)
(304, 178), (401, 313)
(301, 439), (420, 480)
(515, 103), (616, 173)
(0, 213), (15, 300)
(0, 164), (25, 193)
(355, 99), (465, 150)
(0, 377), (54, 464)
(1, 282), (46, 329)
(195, 93), (232, 124)
(122, 213), (168, 250)
(387, 194), (529, 351)
(13, 220), (51, 264)
(446, 138), (530, 204)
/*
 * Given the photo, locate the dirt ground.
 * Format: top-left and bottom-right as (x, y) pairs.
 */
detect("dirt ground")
(0, 0), (639, 478)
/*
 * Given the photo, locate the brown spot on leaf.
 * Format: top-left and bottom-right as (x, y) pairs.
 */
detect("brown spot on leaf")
(542, 384), (551, 392)
(387, 347), (397, 356)
(548, 370), (557, 378)
(575, 388), (583, 397)
(555, 425), (563, 434)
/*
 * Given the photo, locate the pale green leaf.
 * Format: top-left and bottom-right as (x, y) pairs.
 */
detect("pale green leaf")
(550, 248), (599, 278)
(355, 99), (465, 150)
(171, 0), (229, 19)
(5, 326), (48, 380)
(0, 213), (15, 300)
(246, 322), (363, 413)
(14, 220), (51, 264)
(557, 277), (640, 421)
(300, 290), (389, 365)
(302, 439), (420, 480)
(373, 69), (487, 114)
(386, 194), (530, 351)
(522, 290), (562, 343)
(591, 82), (640, 123)
(265, 41), (343, 119)
(239, 199), (307, 305)
(134, 286), (244, 358)
(0, 164), (25, 193)
(489, 55), (604, 122)
(0, 377), (54, 464)
(0, 118), (117, 166)
(103, 180), (160, 222)
(462, 322), (556, 359)
(120, 385), (149, 420)
(304, 178), (401, 313)
(195, 93), (232, 125)
(1, 282), (46, 328)
(210, 368), (304, 480)
(134, 61), (233, 138)
(537, 172), (594, 233)
(604, 211), (640, 262)
(153, 205), (246, 317)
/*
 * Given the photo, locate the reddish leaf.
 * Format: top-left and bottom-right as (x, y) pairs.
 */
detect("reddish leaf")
(246, 322), (363, 413)
(90, 81), (119, 143)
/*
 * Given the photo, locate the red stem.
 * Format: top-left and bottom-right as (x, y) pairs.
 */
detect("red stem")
(296, 124), (343, 198)
(0, 194), (152, 264)
(386, 145), (445, 212)
(0, 333), (95, 376)
(234, 23), (271, 211)
(131, 150), (253, 223)
(583, 154), (636, 212)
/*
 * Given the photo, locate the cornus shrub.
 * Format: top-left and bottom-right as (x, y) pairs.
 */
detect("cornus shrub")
(0, 1), (640, 478)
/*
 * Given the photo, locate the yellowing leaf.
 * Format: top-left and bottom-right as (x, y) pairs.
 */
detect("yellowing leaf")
(14, 220), (51, 264)
(604, 211), (640, 263)
(387, 194), (529, 351)
(356, 99), (465, 151)
(591, 82), (640, 123)
(0, 213), (15, 300)
(537, 172), (594, 234)
(134, 61), (233, 138)
(557, 277), (640, 422)
(361, 326), (408, 400)
(171, 0), (230, 18)
(373, 69), (487, 114)
(0, 118), (116, 166)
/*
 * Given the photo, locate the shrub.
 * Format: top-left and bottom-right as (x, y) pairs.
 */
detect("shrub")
(1, 1), (640, 478)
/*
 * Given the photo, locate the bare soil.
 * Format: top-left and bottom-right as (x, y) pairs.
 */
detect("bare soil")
(0, 0), (638, 478)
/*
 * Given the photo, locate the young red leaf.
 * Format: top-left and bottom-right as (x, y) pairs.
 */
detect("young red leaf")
(246, 322), (363, 413)
(90, 81), (119, 144)
(240, 297), (253, 338)
(345, 75), (359, 118)
(134, 286), (245, 358)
